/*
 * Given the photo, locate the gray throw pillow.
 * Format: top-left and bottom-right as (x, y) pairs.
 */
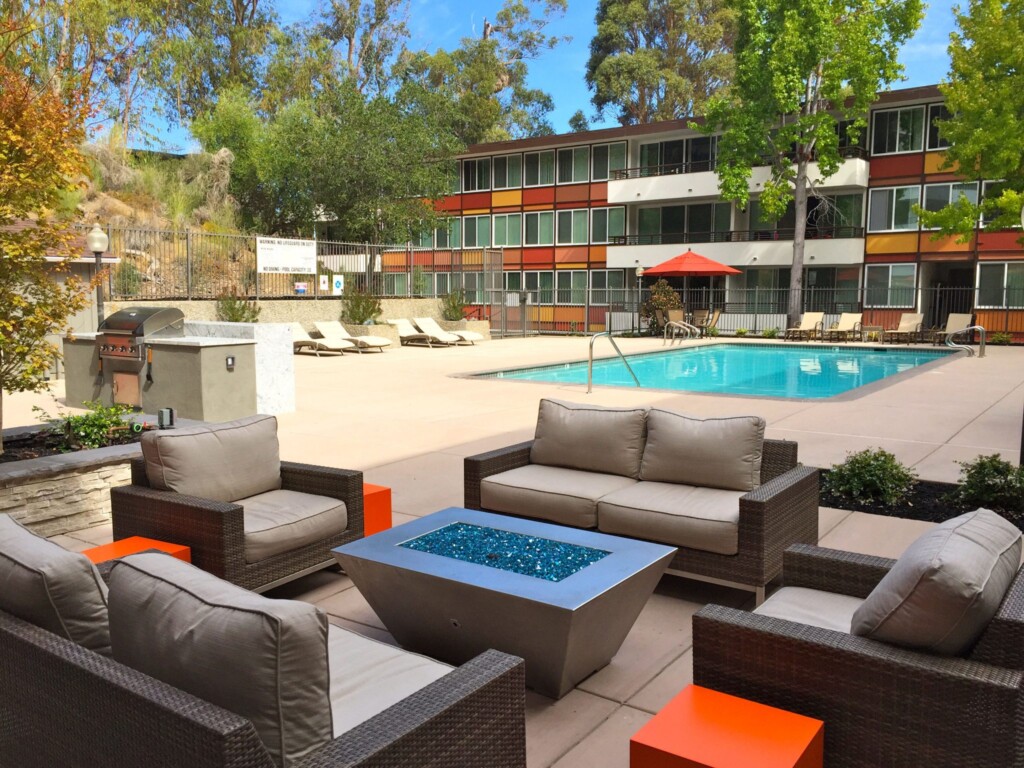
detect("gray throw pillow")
(142, 413), (282, 502)
(852, 508), (1022, 656)
(0, 513), (110, 655)
(639, 410), (765, 492)
(108, 553), (332, 768)
(530, 399), (648, 478)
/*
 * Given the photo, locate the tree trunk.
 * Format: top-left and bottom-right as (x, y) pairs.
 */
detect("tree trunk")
(788, 159), (810, 328)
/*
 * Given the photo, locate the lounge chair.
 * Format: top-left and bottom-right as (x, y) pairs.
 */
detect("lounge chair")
(822, 312), (863, 342)
(388, 318), (449, 347)
(313, 320), (391, 353)
(698, 308), (721, 337)
(784, 312), (824, 341)
(291, 322), (354, 356)
(414, 316), (483, 345)
(883, 312), (924, 344)
(926, 312), (973, 345)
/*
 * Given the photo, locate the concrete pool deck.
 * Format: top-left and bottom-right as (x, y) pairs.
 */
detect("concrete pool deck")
(8, 335), (1024, 767)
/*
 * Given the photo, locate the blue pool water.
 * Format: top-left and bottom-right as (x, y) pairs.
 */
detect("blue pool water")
(476, 343), (952, 399)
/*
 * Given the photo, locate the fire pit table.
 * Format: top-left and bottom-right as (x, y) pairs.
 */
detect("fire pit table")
(333, 507), (676, 698)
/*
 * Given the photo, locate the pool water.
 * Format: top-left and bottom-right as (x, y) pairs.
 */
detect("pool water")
(476, 343), (952, 399)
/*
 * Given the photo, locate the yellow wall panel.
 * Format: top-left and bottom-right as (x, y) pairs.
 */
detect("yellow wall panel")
(924, 152), (959, 175)
(556, 263), (588, 269)
(553, 306), (586, 323)
(919, 233), (973, 253)
(866, 233), (919, 254)
(491, 190), (522, 207)
(463, 208), (490, 215)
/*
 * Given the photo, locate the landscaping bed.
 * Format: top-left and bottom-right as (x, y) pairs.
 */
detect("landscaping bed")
(818, 470), (968, 522)
(0, 427), (142, 464)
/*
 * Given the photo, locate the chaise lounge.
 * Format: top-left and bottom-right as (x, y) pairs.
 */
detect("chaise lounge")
(465, 399), (819, 603)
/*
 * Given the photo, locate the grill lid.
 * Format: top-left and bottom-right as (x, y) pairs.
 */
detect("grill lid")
(98, 307), (185, 336)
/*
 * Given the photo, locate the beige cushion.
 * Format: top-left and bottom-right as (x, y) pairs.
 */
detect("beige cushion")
(142, 414), (282, 502)
(597, 482), (743, 555)
(108, 553), (332, 767)
(0, 514), (110, 655)
(852, 509), (1022, 656)
(640, 410), (765, 492)
(530, 399), (648, 478)
(481, 464), (637, 528)
(328, 625), (451, 735)
(241, 490), (348, 563)
(755, 586), (865, 633)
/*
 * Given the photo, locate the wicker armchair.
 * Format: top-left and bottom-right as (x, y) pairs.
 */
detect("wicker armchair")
(693, 544), (1024, 767)
(111, 457), (364, 592)
(0, 605), (526, 768)
(465, 438), (819, 604)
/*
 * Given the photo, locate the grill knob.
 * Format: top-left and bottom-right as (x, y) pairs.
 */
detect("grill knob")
(119, 346), (127, 352)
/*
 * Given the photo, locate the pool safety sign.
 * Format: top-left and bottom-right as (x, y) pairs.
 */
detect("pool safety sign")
(256, 237), (317, 274)
(332, 275), (345, 295)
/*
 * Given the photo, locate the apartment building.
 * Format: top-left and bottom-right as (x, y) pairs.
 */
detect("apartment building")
(418, 84), (1023, 337)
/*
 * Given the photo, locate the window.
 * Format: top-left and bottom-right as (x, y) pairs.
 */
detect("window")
(524, 211), (554, 245)
(556, 209), (588, 245)
(837, 119), (867, 152)
(524, 151), (555, 186)
(557, 147), (589, 184)
(686, 202), (731, 240)
(493, 155), (522, 189)
(978, 262), (1024, 308)
(591, 142), (626, 181)
(434, 273), (450, 297)
(872, 106), (925, 155)
(591, 206), (626, 243)
(591, 270), (626, 305)
(922, 182), (978, 225)
(384, 273), (408, 296)
(928, 104), (951, 150)
(435, 219), (461, 249)
(461, 158), (491, 192)
(462, 272), (484, 304)
(492, 213), (522, 247)
(868, 186), (920, 232)
(981, 180), (1020, 226)
(865, 264), (917, 307)
(525, 270), (554, 304)
(505, 271), (522, 292)
(556, 270), (588, 305)
(462, 215), (491, 248)
(415, 229), (432, 248)
(687, 137), (716, 170)
(807, 194), (863, 235)
(638, 140), (686, 174)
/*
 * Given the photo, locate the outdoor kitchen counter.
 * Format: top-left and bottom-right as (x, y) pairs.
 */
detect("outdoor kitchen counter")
(71, 333), (256, 348)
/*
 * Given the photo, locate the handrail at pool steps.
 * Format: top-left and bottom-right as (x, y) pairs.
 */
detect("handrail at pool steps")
(664, 320), (699, 344)
(588, 332), (640, 393)
(946, 325), (986, 357)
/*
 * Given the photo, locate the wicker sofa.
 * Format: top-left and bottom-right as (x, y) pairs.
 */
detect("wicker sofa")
(465, 399), (819, 604)
(110, 414), (364, 592)
(694, 515), (1024, 767)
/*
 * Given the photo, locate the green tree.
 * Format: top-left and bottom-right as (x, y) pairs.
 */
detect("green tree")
(586, 0), (735, 125)
(702, 0), (921, 327)
(917, 0), (1024, 240)
(0, 55), (93, 453)
(320, 0), (411, 94)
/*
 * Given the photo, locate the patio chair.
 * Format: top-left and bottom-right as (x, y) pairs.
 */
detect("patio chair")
(690, 308), (709, 329)
(388, 318), (450, 347)
(110, 414), (364, 592)
(414, 316), (484, 345)
(821, 312), (863, 342)
(291, 322), (354, 356)
(698, 308), (721, 337)
(883, 312), (924, 344)
(666, 308), (687, 324)
(925, 312), (974, 345)
(784, 312), (824, 341)
(693, 509), (1024, 767)
(313, 320), (391, 353)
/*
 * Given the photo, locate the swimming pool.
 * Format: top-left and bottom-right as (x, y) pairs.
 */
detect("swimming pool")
(475, 343), (953, 399)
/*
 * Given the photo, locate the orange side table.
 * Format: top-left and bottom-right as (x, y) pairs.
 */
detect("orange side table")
(363, 483), (393, 536)
(630, 685), (823, 768)
(83, 536), (191, 565)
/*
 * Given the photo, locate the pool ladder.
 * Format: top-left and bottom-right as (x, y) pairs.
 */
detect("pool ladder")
(588, 332), (640, 393)
(664, 320), (699, 344)
(946, 326), (986, 357)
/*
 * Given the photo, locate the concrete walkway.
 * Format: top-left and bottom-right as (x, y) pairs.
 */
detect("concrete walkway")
(14, 336), (1024, 768)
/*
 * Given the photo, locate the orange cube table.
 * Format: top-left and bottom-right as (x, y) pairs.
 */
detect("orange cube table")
(363, 483), (393, 536)
(83, 536), (191, 565)
(630, 685), (823, 768)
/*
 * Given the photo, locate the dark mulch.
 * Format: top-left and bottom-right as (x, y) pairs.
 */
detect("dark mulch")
(0, 429), (142, 464)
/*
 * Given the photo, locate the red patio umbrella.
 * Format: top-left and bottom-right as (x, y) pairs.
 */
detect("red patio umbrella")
(642, 249), (741, 277)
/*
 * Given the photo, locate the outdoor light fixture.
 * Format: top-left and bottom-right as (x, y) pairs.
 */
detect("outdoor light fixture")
(635, 264), (645, 333)
(86, 223), (109, 322)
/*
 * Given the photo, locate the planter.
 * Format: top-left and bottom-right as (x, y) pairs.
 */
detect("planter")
(347, 323), (400, 344)
(439, 319), (491, 340)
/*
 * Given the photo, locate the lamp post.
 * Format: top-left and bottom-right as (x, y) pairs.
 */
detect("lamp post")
(86, 223), (109, 323)
(635, 264), (645, 334)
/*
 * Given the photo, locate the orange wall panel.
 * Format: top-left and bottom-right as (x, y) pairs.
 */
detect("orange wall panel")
(555, 184), (591, 204)
(523, 187), (555, 205)
(918, 233), (973, 253)
(589, 245), (607, 263)
(553, 306), (586, 324)
(589, 182), (608, 204)
(555, 246), (588, 263)
(522, 248), (555, 266)
(491, 190), (522, 208)
(502, 248), (522, 267)
(870, 154), (924, 179)
(866, 232), (919, 254)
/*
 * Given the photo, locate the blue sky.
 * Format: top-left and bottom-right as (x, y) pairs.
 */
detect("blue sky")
(154, 0), (959, 150)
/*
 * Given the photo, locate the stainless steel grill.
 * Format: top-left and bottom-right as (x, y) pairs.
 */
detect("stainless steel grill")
(96, 307), (185, 361)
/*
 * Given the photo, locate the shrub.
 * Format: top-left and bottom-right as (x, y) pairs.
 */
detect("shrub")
(761, 327), (780, 339)
(735, 328), (748, 337)
(640, 279), (682, 331)
(412, 265), (431, 296)
(824, 448), (918, 506)
(440, 289), (467, 321)
(342, 284), (382, 325)
(216, 291), (260, 322)
(113, 261), (142, 296)
(989, 332), (1013, 345)
(949, 454), (1024, 517)
(35, 401), (138, 451)
(706, 326), (720, 337)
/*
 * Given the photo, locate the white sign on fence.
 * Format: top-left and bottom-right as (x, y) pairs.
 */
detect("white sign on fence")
(256, 237), (317, 274)
(332, 275), (345, 295)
